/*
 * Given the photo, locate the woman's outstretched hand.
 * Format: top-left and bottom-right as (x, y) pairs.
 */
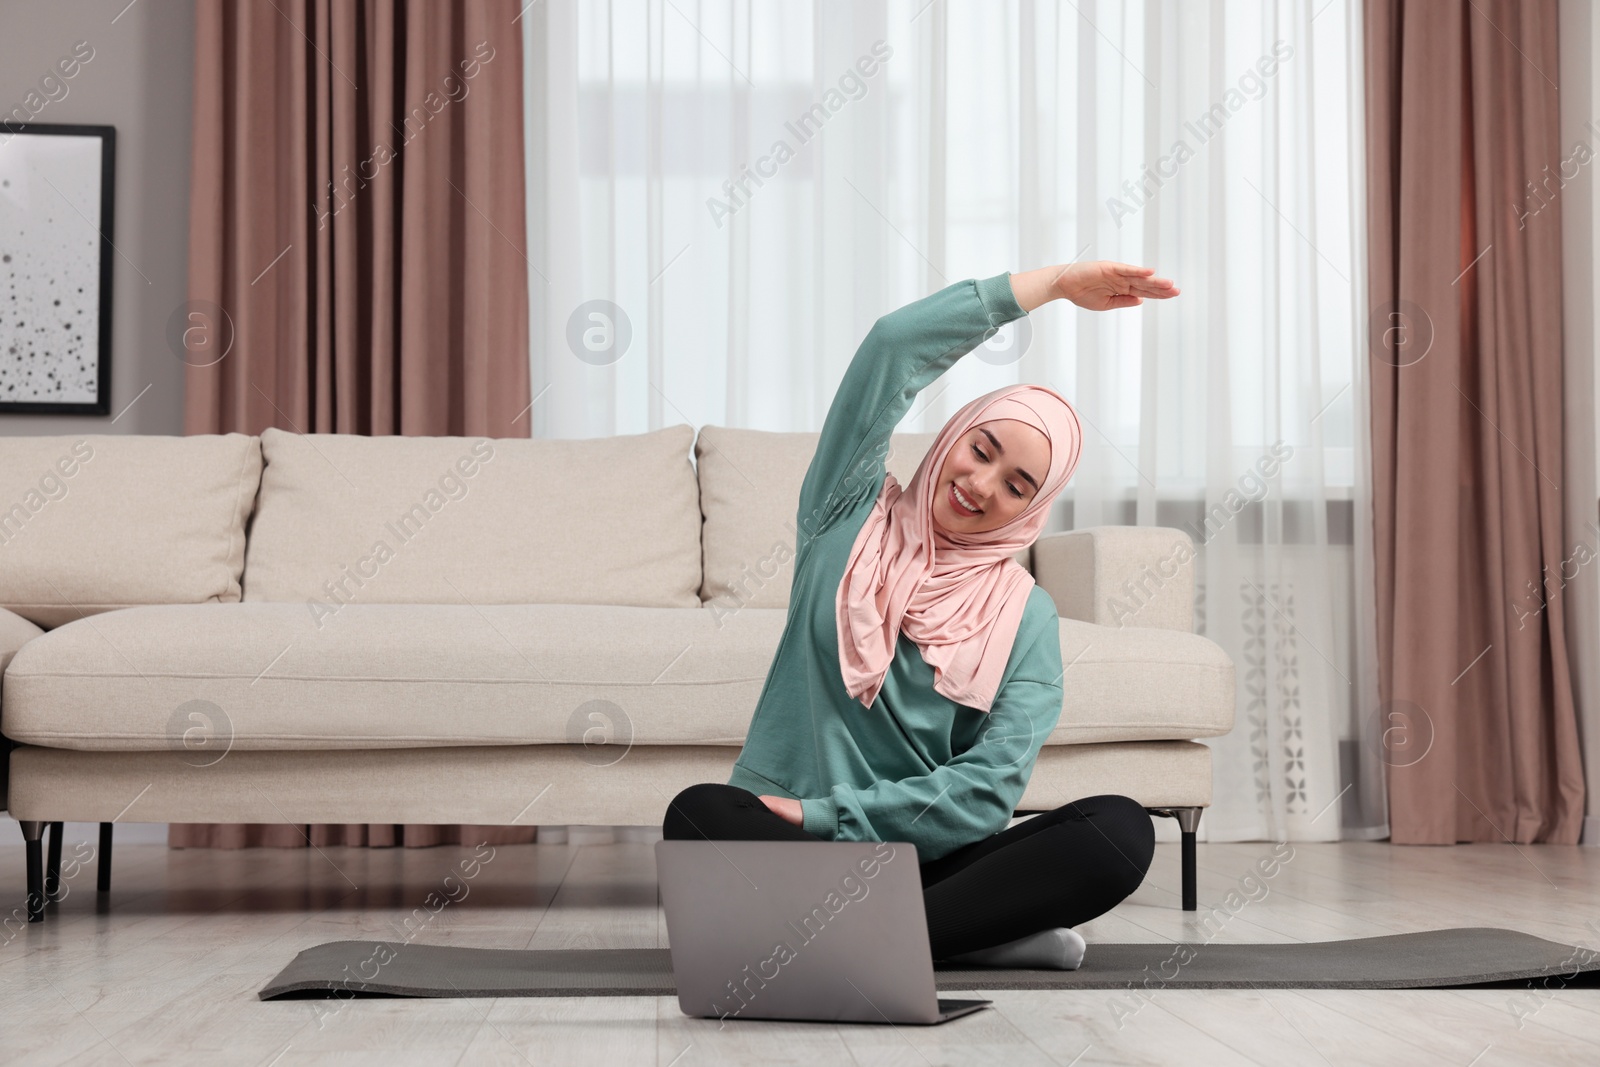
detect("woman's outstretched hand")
(759, 795), (805, 827)
(1053, 261), (1179, 310)
(1009, 260), (1180, 312)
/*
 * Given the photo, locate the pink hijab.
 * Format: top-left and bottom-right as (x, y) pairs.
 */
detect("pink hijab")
(835, 384), (1083, 713)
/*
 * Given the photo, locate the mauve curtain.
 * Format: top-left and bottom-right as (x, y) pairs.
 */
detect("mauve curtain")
(1365, 0), (1585, 843)
(174, 0), (533, 848)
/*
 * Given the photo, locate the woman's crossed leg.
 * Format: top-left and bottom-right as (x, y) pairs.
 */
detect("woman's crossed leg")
(661, 783), (1154, 959)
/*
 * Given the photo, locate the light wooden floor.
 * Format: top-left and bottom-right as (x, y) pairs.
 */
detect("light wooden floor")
(0, 830), (1597, 1066)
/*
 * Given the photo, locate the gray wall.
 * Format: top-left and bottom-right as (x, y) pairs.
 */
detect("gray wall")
(0, 0), (194, 437)
(0, 0), (193, 845)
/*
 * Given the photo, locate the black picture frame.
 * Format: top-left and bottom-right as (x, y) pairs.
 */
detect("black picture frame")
(0, 122), (116, 416)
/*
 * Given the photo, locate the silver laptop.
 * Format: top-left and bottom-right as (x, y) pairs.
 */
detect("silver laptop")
(655, 838), (992, 1025)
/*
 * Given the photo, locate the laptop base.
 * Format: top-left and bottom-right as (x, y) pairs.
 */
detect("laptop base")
(931, 997), (994, 1024)
(703, 997), (994, 1026)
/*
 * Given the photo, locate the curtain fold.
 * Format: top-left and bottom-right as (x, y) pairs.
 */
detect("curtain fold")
(1365, 0), (1585, 843)
(523, 0), (1382, 843)
(175, 0), (532, 849)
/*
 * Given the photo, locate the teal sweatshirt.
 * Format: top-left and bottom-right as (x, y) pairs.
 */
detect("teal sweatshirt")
(725, 272), (1066, 863)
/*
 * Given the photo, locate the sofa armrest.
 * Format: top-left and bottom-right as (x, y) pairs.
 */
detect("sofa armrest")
(0, 606), (45, 813)
(0, 605), (42, 667)
(1030, 526), (1196, 631)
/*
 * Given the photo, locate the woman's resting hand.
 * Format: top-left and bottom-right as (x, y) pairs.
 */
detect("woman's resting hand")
(759, 795), (805, 827)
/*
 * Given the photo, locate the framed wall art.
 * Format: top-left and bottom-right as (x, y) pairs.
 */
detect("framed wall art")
(0, 122), (115, 415)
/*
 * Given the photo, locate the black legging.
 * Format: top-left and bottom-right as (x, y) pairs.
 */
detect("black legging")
(662, 783), (1155, 959)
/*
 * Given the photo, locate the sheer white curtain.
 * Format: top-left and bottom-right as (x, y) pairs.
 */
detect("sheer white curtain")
(522, 0), (1386, 844)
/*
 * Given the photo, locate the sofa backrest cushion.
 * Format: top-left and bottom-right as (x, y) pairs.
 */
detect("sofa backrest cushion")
(696, 426), (1032, 612)
(242, 425), (702, 613)
(0, 434), (262, 628)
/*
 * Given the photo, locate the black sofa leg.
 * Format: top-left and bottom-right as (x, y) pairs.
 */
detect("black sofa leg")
(1179, 811), (1199, 911)
(44, 822), (64, 902)
(20, 820), (44, 923)
(98, 823), (113, 892)
(1147, 806), (1203, 911)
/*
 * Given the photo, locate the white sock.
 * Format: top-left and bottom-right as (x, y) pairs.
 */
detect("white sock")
(941, 926), (1087, 970)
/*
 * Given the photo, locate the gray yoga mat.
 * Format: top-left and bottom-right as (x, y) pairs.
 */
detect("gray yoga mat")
(259, 927), (1600, 999)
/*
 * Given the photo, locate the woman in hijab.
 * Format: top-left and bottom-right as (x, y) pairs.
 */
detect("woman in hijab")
(665, 261), (1180, 969)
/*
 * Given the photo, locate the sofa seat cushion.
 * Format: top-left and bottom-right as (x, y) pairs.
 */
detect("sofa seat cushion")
(242, 425), (702, 610)
(1, 603), (1232, 751)
(0, 602), (785, 751)
(0, 434), (262, 628)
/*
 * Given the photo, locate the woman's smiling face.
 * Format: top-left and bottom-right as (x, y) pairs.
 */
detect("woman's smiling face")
(931, 419), (1052, 534)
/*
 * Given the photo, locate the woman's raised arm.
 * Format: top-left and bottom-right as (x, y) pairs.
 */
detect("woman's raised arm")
(792, 263), (1179, 556)
(793, 273), (1026, 553)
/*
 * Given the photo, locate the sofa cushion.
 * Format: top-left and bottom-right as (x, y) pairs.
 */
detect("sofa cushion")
(1, 602), (782, 751)
(696, 426), (1031, 612)
(242, 425), (702, 611)
(0, 603), (1232, 751)
(0, 434), (262, 628)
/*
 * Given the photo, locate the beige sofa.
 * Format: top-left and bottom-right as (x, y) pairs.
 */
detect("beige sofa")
(0, 428), (1234, 923)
